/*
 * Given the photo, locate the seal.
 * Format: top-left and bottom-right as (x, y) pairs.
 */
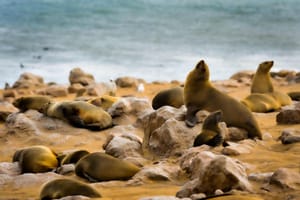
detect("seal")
(88, 95), (120, 111)
(288, 91), (300, 101)
(251, 61), (274, 93)
(249, 60), (292, 107)
(75, 152), (140, 182)
(152, 86), (184, 109)
(13, 95), (52, 112)
(193, 110), (224, 147)
(13, 145), (58, 173)
(241, 93), (281, 113)
(184, 60), (262, 139)
(39, 178), (101, 200)
(59, 150), (90, 165)
(42, 101), (113, 130)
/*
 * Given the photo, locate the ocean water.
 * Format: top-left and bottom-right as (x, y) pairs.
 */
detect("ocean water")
(0, 0), (300, 87)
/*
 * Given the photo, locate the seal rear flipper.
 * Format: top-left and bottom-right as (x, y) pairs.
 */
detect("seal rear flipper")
(66, 115), (86, 128)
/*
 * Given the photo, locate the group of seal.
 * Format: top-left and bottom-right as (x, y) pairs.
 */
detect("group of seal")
(12, 145), (141, 199)
(13, 96), (113, 130)
(184, 60), (262, 139)
(241, 61), (292, 113)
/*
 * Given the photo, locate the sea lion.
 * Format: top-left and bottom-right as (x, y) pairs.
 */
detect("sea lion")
(75, 152), (140, 182)
(42, 101), (113, 130)
(250, 61), (292, 106)
(39, 178), (101, 200)
(193, 110), (224, 147)
(241, 93), (281, 113)
(88, 95), (120, 111)
(13, 95), (52, 112)
(184, 60), (262, 139)
(152, 86), (184, 109)
(59, 150), (90, 166)
(13, 145), (58, 173)
(251, 61), (274, 93)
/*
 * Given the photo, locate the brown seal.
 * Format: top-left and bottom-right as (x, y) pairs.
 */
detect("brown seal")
(184, 60), (262, 139)
(42, 101), (113, 130)
(241, 93), (281, 113)
(251, 61), (274, 93)
(13, 95), (52, 112)
(39, 178), (101, 200)
(75, 152), (140, 182)
(13, 145), (58, 173)
(193, 110), (224, 147)
(152, 86), (184, 109)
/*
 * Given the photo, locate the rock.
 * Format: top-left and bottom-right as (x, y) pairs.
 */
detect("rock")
(85, 81), (117, 96)
(108, 97), (152, 125)
(248, 172), (273, 183)
(103, 131), (145, 166)
(115, 76), (141, 88)
(69, 67), (95, 86)
(55, 164), (75, 175)
(179, 149), (216, 180)
(141, 106), (201, 158)
(264, 168), (300, 190)
(12, 72), (44, 89)
(0, 162), (21, 175)
(222, 140), (255, 156)
(11, 172), (61, 189)
(5, 112), (40, 136)
(176, 155), (252, 198)
(56, 196), (91, 200)
(278, 129), (300, 144)
(230, 70), (254, 82)
(0, 101), (19, 121)
(130, 161), (184, 184)
(226, 127), (248, 141)
(40, 85), (68, 97)
(276, 103), (300, 124)
(68, 83), (86, 94)
(139, 196), (184, 200)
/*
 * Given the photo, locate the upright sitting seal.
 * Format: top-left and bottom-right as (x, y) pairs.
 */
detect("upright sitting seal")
(152, 86), (184, 109)
(13, 95), (52, 112)
(42, 101), (113, 130)
(184, 60), (262, 139)
(75, 152), (140, 182)
(13, 145), (58, 173)
(251, 61), (274, 93)
(251, 61), (292, 106)
(40, 178), (101, 200)
(241, 93), (281, 113)
(193, 110), (224, 147)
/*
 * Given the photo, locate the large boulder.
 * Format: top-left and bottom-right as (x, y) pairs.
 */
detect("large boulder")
(140, 106), (201, 158)
(108, 97), (152, 125)
(115, 76), (143, 88)
(85, 81), (117, 96)
(176, 155), (252, 198)
(12, 72), (44, 89)
(69, 68), (95, 86)
(276, 103), (300, 124)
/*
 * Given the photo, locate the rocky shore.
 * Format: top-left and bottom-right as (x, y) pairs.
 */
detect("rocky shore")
(0, 67), (300, 200)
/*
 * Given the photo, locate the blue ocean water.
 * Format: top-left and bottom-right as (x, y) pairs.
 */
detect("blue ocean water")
(0, 0), (299, 87)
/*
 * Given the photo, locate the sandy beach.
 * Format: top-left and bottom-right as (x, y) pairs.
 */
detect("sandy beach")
(0, 69), (300, 200)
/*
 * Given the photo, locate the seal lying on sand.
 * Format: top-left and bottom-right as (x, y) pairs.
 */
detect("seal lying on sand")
(59, 149), (90, 166)
(184, 60), (262, 139)
(13, 95), (52, 112)
(152, 86), (184, 109)
(13, 145), (58, 173)
(193, 110), (225, 147)
(42, 101), (113, 130)
(39, 178), (101, 200)
(75, 152), (140, 182)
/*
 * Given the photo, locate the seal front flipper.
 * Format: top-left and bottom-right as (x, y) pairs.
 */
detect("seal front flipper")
(185, 105), (199, 127)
